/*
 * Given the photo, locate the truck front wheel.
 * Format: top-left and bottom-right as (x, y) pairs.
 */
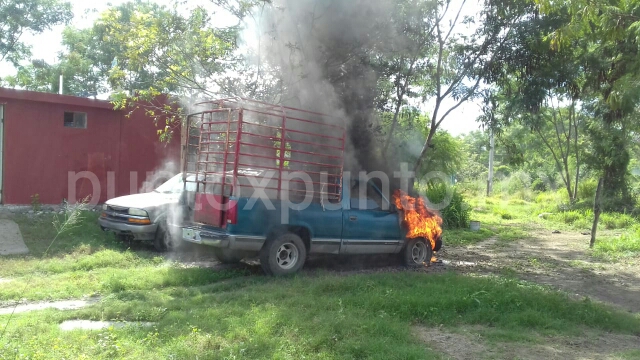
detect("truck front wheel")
(260, 233), (307, 275)
(402, 238), (433, 267)
(153, 223), (175, 252)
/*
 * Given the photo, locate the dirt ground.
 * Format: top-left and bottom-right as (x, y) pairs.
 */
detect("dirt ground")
(441, 227), (640, 314)
(414, 324), (640, 360)
(426, 227), (640, 360)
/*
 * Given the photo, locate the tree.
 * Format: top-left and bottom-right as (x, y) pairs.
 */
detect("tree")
(478, 1), (589, 202)
(537, 0), (640, 247)
(412, 0), (522, 177)
(0, 0), (73, 64)
(379, 107), (463, 178)
(378, 0), (438, 156)
(52, 1), (241, 141)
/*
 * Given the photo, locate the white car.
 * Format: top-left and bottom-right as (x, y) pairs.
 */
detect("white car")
(99, 173), (195, 251)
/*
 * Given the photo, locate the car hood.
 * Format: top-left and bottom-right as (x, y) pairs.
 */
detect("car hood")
(105, 192), (179, 210)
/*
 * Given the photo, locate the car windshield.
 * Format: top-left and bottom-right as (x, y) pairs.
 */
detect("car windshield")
(153, 174), (184, 194)
(154, 173), (200, 193)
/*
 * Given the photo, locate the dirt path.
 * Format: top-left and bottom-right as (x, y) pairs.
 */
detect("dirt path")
(441, 227), (640, 314)
(414, 325), (640, 360)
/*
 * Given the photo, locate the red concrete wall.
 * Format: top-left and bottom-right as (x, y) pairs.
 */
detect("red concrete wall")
(0, 89), (181, 205)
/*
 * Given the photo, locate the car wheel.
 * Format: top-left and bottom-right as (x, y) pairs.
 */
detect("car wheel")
(153, 224), (175, 252)
(213, 248), (243, 264)
(402, 238), (433, 267)
(260, 233), (306, 275)
(115, 234), (129, 242)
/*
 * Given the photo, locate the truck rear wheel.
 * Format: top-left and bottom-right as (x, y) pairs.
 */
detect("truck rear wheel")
(260, 233), (306, 275)
(402, 238), (433, 267)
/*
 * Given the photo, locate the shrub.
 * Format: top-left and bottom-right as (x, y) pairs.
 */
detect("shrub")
(497, 210), (513, 220)
(424, 184), (470, 229)
(495, 165), (512, 177)
(506, 171), (531, 195)
(578, 179), (598, 201)
(599, 213), (636, 230)
(593, 233), (640, 259)
(546, 209), (592, 229)
(532, 178), (547, 192)
(508, 199), (527, 205)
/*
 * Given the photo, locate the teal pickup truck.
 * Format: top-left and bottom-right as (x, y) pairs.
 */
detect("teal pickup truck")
(169, 99), (441, 275)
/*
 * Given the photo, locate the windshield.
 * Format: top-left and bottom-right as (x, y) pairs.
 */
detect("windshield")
(154, 174), (183, 194)
(154, 173), (199, 194)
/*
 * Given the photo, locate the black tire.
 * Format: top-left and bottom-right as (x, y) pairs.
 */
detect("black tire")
(153, 223), (175, 252)
(260, 233), (307, 275)
(213, 248), (243, 264)
(433, 237), (443, 252)
(402, 238), (433, 267)
(115, 234), (130, 242)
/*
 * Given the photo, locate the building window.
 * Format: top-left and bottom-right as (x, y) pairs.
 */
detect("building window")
(64, 112), (87, 129)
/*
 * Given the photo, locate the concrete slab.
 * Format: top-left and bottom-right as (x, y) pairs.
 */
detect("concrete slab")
(59, 320), (155, 331)
(0, 219), (28, 255)
(0, 298), (101, 315)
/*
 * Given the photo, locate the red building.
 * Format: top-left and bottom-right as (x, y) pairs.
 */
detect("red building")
(0, 87), (181, 205)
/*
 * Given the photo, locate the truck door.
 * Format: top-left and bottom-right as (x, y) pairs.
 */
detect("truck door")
(341, 180), (402, 254)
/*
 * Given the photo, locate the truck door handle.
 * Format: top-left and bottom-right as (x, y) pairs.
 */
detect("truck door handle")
(349, 216), (357, 221)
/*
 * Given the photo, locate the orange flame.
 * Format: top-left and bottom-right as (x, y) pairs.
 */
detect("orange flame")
(393, 189), (443, 250)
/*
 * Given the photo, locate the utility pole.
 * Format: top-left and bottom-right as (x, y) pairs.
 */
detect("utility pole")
(487, 127), (495, 196)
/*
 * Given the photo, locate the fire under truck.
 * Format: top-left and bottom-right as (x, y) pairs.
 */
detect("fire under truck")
(168, 99), (441, 275)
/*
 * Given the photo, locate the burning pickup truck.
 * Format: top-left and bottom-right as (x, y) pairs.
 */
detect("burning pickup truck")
(168, 99), (442, 275)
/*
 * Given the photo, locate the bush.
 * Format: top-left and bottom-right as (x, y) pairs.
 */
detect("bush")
(593, 232), (640, 259)
(506, 171), (531, 195)
(599, 212), (636, 230)
(578, 179), (598, 201)
(497, 210), (513, 220)
(424, 184), (470, 229)
(495, 165), (512, 177)
(532, 178), (547, 192)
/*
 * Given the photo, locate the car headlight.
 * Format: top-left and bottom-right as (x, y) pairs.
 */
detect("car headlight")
(128, 208), (148, 217)
(102, 204), (108, 211)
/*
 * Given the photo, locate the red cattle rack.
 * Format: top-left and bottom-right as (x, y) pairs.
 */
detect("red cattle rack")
(182, 98), (346, 227)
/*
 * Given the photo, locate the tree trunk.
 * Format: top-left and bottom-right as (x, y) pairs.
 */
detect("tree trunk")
(590, 177), (604, 248)
(573, 118), (580, 201)
(414, 126), (437, 176)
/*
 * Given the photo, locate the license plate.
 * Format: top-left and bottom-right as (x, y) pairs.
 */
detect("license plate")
(182, 228), (201, 242)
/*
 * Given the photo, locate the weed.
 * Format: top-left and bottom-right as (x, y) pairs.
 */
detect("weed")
(424, 184), (471, 229)
(592, 234), (640, 260)
(442, 228), (494, 246)
(30, 194), (41, 212)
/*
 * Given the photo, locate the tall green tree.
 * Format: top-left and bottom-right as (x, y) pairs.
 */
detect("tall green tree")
(0, 0), (73, 64)
(536, 0), (640, 247)
(479, 0), (589, 202)
(411, 0), (523, 177)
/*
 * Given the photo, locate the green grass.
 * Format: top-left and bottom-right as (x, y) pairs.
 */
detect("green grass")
(593, 233), (640, 260)
(1, 208), (640, 359)
(459, 189), (640, 268)
(619, 350), (640, 359)
(442, 228), (495, 246)
(2, 272), (640, 359)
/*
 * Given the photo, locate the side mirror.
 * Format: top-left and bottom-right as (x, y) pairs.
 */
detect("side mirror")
(389, 204), (398, 213)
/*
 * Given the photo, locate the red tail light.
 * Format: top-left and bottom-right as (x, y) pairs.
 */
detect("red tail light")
(227, 200), (238, 225)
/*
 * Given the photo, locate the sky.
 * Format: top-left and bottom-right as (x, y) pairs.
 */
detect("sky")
(0, 0), (485, 136)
